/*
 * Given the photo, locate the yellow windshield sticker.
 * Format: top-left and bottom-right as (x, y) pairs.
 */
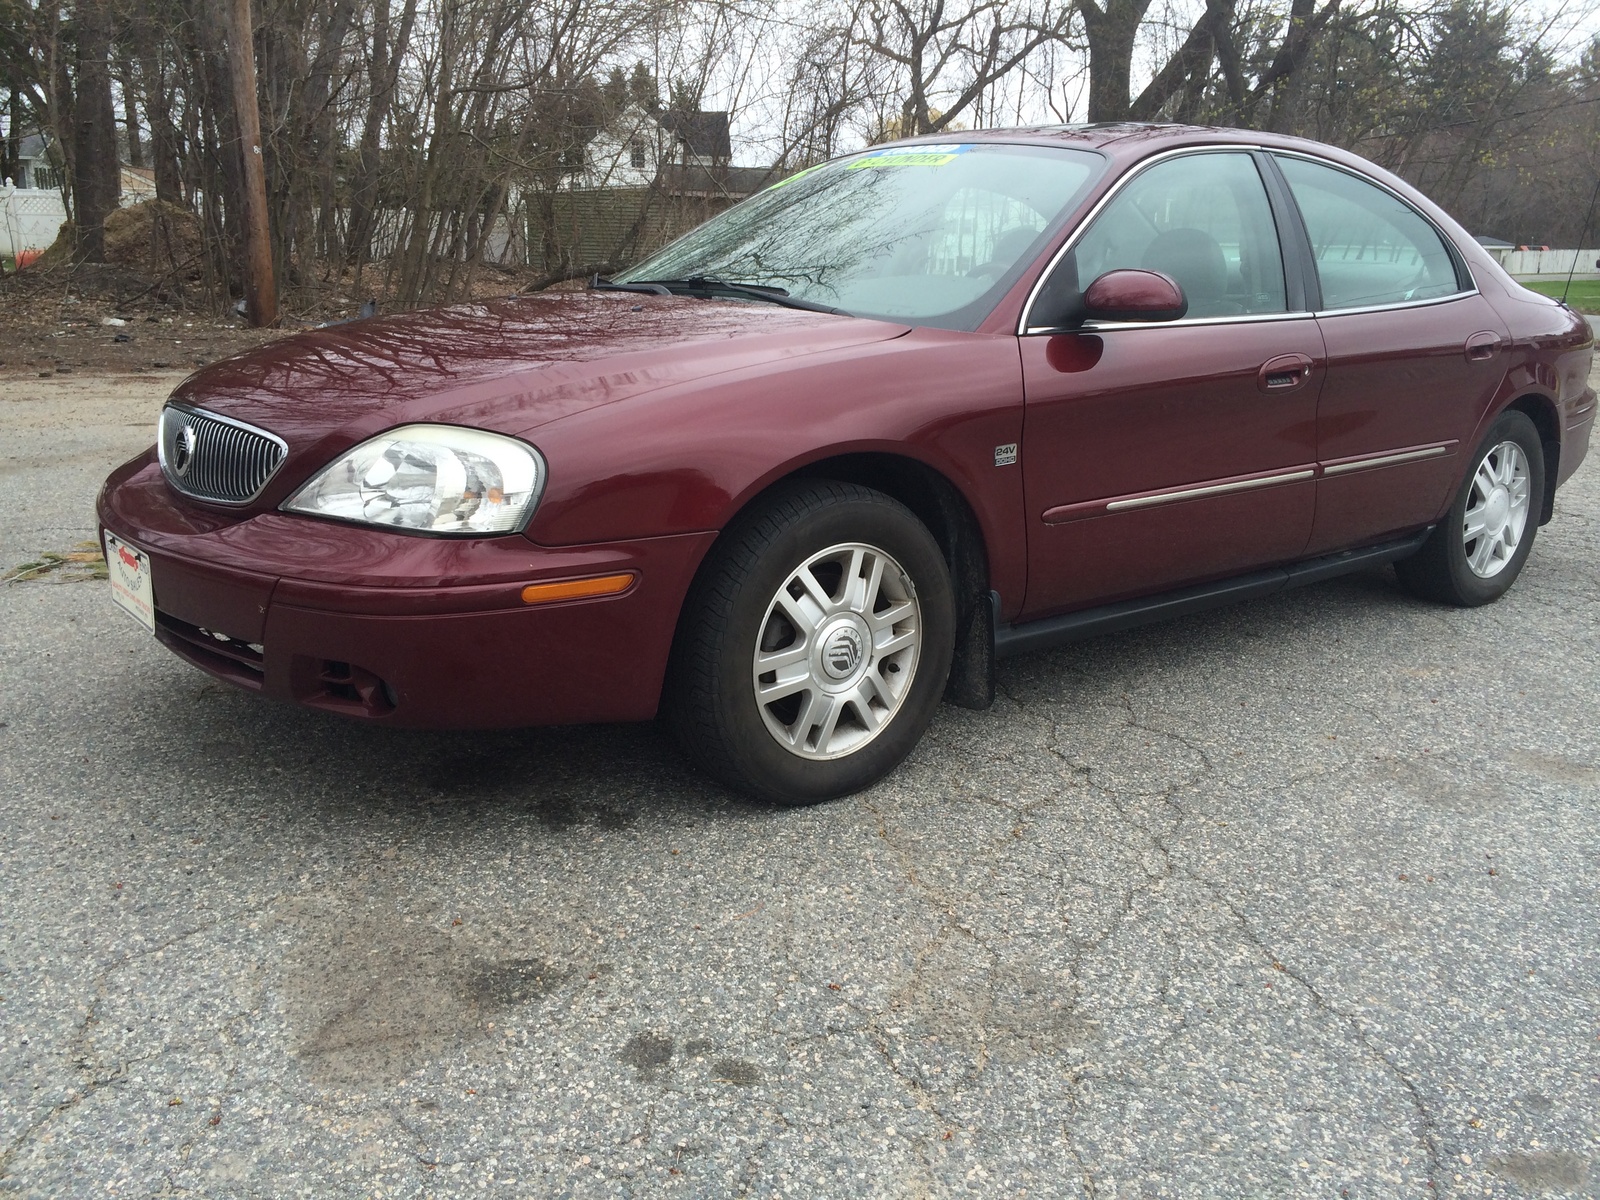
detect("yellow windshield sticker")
(767, 144), (973, 189)
(846, 151), (959, 169)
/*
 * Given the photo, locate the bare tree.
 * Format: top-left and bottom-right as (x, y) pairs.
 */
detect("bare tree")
(851, 0), (1077, 134)
(0, 0), (1593, 310)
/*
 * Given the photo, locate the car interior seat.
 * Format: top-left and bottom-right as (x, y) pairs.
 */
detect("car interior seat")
(1140, 228), (1241, 317)
(969, 225), (1043, 277)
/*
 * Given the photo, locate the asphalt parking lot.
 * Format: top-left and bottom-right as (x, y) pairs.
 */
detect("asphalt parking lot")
(1, 372), (1597, 1199)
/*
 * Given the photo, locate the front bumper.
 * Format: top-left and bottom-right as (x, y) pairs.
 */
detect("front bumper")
(97, 450), (715, 729)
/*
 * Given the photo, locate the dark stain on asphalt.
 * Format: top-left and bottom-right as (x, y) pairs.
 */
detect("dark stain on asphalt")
(285, 907), (576, 1087)
(712, 1058), (760, 1086)
(465, 958), (572, 1007)
(619, 1032), (675, 1080)
(418, 749), (638, 830)
(527, 793), (636, 833)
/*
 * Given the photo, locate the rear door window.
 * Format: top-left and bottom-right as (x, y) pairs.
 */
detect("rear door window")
(1275, 156), (1464, 310)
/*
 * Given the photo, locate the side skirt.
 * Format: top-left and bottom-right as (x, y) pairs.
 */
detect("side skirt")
(992, 529), (1433, 661)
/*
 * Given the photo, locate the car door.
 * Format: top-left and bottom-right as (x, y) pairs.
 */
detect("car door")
(1269, 153), (1513, 556)
(1018, 149), (1323, 619)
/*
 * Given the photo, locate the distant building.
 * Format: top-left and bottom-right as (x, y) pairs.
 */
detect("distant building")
(120, 165), (157, 204)
(657, 110), (732, 168)
(2, 133), (69, 258)
(1474, 234), (1514, 266)
(540, 106), (780, 275)
(575, 107), (774, 201)
(8, 132), (65, 192)
(570, 105), (671, 190)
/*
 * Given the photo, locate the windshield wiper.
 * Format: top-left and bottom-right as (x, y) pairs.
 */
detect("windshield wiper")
(589, 276), (672, 297)
(593, 275), (844, 316)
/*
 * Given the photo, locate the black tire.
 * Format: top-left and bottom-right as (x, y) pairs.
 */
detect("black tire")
(668, 481), (955, 805)
(1395, 409), (1544, 607)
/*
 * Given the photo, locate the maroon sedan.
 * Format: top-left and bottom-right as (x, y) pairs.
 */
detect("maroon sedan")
(98, 124), (1595, 803)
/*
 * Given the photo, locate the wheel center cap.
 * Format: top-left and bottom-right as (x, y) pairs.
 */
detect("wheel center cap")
(821, 624), (865, 680)
(1484, 487), (1510, 533)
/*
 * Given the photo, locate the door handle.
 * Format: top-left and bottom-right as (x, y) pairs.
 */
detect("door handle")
(1258, 353), (1313, 393)
(1465, 331), (1501, 361)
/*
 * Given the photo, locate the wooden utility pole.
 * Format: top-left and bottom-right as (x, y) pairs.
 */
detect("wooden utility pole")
(72, 0), (119, 262)
(224, 0), (277, 326)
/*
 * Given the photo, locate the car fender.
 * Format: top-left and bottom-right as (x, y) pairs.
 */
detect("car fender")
(524, 327), (1030, 609)
(1459, 287), (1594, 516)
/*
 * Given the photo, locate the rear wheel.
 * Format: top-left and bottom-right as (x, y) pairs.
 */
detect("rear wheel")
(1395, 410), (1544, 606)
(669, 481), (954, 805)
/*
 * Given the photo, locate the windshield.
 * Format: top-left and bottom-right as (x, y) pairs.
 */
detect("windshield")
(614, 143), (1103, 329)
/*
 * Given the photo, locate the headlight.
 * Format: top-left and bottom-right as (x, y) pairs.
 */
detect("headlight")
(283, 425), (544, 535)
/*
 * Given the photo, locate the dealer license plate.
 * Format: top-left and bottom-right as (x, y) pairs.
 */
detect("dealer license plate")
(104, 531), (155, 633)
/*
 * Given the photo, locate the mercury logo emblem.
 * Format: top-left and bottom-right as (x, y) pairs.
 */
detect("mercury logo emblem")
(172, 423), (197, 476)
(823, 626), (864, 679)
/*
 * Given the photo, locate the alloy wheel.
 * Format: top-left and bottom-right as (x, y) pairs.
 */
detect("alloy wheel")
(1462, 440), (1530, 579)
(751, 541), (921, 760)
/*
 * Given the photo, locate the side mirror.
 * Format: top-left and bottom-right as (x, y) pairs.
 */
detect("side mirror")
(1082, 269), (1187, 323)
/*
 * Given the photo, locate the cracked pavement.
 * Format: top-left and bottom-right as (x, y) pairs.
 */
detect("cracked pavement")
(1, 372), (1597, 1198)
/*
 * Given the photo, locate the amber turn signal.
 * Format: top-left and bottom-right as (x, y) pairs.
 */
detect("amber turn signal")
(520, 572), (636, 605)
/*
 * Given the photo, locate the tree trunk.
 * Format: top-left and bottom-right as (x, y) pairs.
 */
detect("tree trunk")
(71, 0), (118, 261)
(117, 54), (143, 168)
(3, 89), (20, 186)
(1261, 0), (1335, 132)
(1077, 0), (1154, 121)
(133, 8), (183, 205)
(224, 0), (277, 326)
(1129, 0), (1238, 120)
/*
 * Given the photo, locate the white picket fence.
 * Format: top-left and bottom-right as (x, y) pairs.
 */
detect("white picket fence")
(1491, 247), (1600, 278)
(0, 185), (68, 257)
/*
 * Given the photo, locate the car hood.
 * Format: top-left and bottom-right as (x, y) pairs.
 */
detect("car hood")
(167, 291), (910, 502)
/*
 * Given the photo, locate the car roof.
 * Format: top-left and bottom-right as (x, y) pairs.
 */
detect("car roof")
(876, 122), (1358, 166)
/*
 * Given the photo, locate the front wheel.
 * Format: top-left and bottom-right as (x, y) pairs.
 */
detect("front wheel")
(668, 481), (955, 805)
(1395, 409), (1544, 606)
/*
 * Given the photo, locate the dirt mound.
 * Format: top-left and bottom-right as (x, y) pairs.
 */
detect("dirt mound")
(103, 200), (204, 273)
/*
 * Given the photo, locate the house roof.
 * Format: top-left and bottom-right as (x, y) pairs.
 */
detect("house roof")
(660, 162), (777, 197)
(1473, 234), (1515, 249)
(17, 132), (48, 159)
(658, 111), (731, 160)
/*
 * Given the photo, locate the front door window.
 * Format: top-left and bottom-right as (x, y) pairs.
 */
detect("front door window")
(1069, 152), (1288, 319)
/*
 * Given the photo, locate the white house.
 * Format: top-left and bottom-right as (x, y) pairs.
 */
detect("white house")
(571, 106), (736, 191)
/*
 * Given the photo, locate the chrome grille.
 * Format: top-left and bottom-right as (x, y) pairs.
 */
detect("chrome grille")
(158, 404), (288, 505)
